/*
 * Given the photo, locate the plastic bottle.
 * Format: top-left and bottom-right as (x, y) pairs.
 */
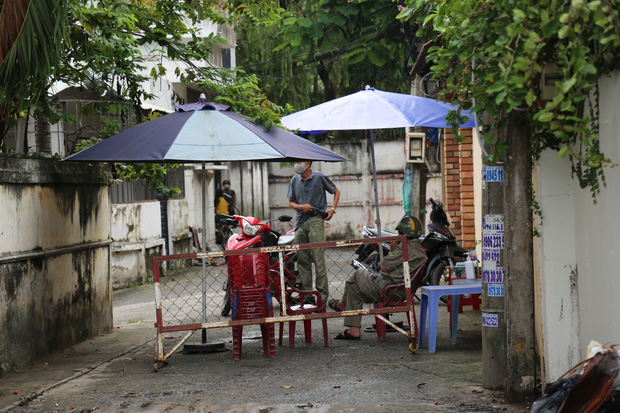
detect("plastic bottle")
(465, 251), (475, 279)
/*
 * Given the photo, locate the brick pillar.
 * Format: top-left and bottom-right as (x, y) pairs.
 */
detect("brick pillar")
(442, 128), (476, 250)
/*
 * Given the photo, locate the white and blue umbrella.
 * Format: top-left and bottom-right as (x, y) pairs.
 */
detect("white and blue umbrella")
(64, 98), (346, 346)
(65, 100), (347, 163)
(281, 86), (475, 133)
(281, 86), (474, 251)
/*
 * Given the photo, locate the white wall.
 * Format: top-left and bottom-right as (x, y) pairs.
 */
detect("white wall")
(573, 72), (620, 350)
(535, 150), (581, 380)
(110, 201), (164, 288)
(110, 197), (191, 288)
(535, 71), (620, 381)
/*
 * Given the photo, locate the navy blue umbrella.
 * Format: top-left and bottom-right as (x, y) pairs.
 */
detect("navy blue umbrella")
(64, 100), (347, 163)
(64, 98), (346, 345)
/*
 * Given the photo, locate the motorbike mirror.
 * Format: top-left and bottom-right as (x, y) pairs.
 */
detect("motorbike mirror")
(223, 193), (233, 202)
(277, 215), (293, 222)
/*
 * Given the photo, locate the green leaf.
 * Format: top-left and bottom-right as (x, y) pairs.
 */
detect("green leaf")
(562, 77), (577, 93)
(298, 18), (312, 28)
(582, 63), (597, 74)
(558, 26), (572, 39)
(368, 51), (386, 67)
(587, 1), (601, 10)
(487, 82), (505, 93)
(525, 90), (536, 106)
(537, 112), (554, 122)
(558, 146), (571, 158)
(513, 9), (526, 20)
(290, 32), (302, 47)
(495, 91), (507, 104)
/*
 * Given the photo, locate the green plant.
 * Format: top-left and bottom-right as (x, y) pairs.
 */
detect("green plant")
(398, 0), (620, 199)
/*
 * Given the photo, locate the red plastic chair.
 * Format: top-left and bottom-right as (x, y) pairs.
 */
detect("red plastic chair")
(228, 253), (276, 360)
(275, 271), (329, 348)
(374, 262), (426, 342)
(447, 266), (482, 314)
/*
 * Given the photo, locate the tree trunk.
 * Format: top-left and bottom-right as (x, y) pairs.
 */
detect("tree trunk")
(317, 60), (335, 102)
(504, 109), (537, 402)
(35, 110), (52, 154)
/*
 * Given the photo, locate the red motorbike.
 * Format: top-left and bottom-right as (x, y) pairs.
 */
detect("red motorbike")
(220, 214), (298, 317)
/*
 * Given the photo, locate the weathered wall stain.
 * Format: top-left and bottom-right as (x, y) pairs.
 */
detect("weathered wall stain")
(0, 158), (112, 370)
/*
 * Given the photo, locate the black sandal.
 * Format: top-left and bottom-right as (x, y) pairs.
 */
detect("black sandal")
(335, 330), (361, 340)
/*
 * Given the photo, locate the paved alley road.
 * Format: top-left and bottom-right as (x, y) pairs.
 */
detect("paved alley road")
(0, 284), (529, 413)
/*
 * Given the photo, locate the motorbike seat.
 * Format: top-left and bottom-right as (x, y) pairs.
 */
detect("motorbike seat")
(427, 222), (455, 239)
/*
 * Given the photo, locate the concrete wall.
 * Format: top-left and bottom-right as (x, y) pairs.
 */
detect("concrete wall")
(535, 71), (620, 381)
(0, 158), (112, 369)
(110, 201), (164, 289)
(110, 198), (191, 289)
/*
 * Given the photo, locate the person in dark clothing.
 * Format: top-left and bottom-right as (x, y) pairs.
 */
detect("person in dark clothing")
(329, 216), (427, 340)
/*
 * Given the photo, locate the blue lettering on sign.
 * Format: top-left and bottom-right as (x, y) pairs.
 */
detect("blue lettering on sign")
(486, 166), (504, 184)
(487, 283), (505, 297)
(482, 249), (501, 265)
(482, 313), (499, 327)
(483, 267), (504, 283)
(482, 233), (504, 249)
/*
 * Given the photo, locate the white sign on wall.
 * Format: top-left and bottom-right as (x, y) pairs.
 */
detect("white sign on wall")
(487, 283), (505, 297)
(482, 313), (499, 327)
(483, 214), (504, 285)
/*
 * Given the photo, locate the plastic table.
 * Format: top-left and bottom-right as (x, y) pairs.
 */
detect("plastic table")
(419, 282), (483, 353)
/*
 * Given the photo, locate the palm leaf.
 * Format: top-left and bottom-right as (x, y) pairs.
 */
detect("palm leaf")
(0, 0), (68, 119)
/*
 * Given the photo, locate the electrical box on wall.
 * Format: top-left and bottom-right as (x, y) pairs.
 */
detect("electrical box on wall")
(406, 132), (426, 163)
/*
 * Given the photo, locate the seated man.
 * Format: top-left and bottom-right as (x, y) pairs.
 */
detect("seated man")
(328, 216), (428, 340)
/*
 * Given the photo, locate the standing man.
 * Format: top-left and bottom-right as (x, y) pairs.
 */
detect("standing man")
(222, 180), (236, 214)
(288, 161), (340, 307)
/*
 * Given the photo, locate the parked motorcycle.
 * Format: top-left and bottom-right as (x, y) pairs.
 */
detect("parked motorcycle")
(220, 213), (297, 317)
(215, 215), (238, 249)
(352, 198), (468, 287)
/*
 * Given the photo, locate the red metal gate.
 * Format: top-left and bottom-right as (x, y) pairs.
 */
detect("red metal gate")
(151, 236), (418, 370)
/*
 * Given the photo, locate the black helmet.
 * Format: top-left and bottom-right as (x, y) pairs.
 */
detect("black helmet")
(395, 215), (423, 238)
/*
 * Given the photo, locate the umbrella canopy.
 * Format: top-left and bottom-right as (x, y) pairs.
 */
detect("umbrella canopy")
(280, 87), (475, 133)
(64, 100), (347, 163)
(281, 86), (475, 262)
(62, 98), (346, 340)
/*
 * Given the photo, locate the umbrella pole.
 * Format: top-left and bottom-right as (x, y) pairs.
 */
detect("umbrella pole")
(201, 162), (207, 337)
(184, 162), (225, 353)
(369, 130), (384, 265)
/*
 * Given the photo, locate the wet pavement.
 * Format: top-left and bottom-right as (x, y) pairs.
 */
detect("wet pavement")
(0, 283), (530, 413)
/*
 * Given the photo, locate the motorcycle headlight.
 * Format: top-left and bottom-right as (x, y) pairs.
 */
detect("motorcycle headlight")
(242, 219), (261, 236)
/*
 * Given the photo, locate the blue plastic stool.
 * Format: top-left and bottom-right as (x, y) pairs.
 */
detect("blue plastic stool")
(419, 283), (482, 353)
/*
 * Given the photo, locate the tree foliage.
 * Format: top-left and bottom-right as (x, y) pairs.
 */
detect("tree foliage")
(398, 0), (620, 197)
(0, 0), (286, 193)
(0, 0), (68, 126)
(235, 0), (416, 115)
